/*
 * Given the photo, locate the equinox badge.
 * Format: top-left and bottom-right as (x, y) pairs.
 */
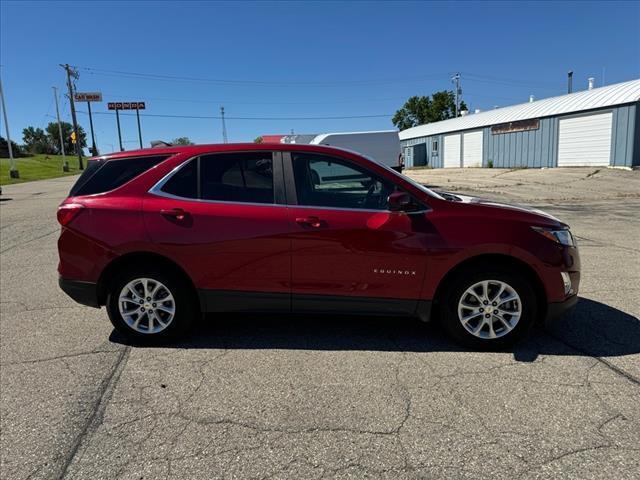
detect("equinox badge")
(373, 268), (417, 276)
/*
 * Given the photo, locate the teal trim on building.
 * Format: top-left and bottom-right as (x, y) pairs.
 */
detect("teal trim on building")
(611, 104), (637, 167)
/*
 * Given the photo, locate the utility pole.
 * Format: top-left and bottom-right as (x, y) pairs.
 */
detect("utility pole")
(220, 106), (228, 143)
(52, 87), (69, 172)
(451, 73), (461, 117)
(115, 108), (124, 151)
(135, 107), (143, 148)
(60, 64), (84, 170)
(0, 72), (18, 178)
(86, 101), (97, 156)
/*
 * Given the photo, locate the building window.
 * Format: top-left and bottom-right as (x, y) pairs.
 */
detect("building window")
(432, 140), (439, 152)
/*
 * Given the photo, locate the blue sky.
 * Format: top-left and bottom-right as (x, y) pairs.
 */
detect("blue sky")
(1, 0), (639, 154)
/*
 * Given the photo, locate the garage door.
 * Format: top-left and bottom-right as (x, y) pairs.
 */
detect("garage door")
(443, 134), (461, 168)
(557, 112), (612, 166)
(412, 143), (427, 166)
(463, 131), (483, 167)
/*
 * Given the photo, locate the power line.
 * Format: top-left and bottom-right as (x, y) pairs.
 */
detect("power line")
(461, 72), (562, 91)
(462, 71), (559, 85)
(97, 91), (409, 106)
(80, 66), (453, 87)
(77, 110), (392, 121)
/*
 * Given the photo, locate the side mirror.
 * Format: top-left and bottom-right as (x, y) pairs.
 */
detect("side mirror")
(388, 191), (413, 212)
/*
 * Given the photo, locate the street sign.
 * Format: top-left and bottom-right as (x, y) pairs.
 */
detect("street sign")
(106, 102), (147, 151)
(74, 92), (102, 102)
(70, 131), (77, 144)
(108, 101), (146, 110)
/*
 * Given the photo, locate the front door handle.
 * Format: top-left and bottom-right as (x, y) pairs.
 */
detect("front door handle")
(295, 216), (323, 228)
(160, 208), (188, 220)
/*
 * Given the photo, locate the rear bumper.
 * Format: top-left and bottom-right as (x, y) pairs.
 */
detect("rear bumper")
(545, 294), (578, 325)
(59, 277), (100, 308)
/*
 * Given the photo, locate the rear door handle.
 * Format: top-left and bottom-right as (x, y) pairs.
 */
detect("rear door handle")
(295, 216), (323, 228)
(160, 208), (188, 220)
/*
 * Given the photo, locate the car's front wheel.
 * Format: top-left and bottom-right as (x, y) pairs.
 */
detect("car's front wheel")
(106, 267), (196, 343)
(440, 266), (537, 348)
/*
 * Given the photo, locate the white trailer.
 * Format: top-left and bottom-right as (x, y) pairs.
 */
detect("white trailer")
(283, 130), (404, 171)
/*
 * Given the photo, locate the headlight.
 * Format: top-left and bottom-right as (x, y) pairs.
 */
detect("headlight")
(532, 226), (576, 247)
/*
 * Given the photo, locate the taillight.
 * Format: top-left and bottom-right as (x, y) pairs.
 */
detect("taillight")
(57, 203), (85, 226)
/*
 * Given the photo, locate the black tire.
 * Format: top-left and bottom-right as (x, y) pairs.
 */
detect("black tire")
(106, 266), (197, 343)
(439, 265), (537, 349)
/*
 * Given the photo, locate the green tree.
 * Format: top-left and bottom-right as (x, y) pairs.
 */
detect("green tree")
(22, 126), (55, 154)
(253, 136), (263, 143)
(0, 136), (23, 157)
(392, 91), (468, 130)
(172, 137), (193, 145)
(45, 122), (87, 155)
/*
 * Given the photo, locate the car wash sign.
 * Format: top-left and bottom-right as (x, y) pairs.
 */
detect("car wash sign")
(74, 92), (102, 102)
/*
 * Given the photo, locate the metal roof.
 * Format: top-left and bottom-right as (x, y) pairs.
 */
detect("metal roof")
(399, 78), (640, 140)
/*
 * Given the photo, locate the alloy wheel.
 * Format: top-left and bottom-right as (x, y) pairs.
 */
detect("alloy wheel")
(457, 280), (522, 340)
(118, 278), (176, 334)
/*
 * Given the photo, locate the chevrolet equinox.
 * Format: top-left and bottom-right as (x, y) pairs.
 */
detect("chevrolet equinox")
(58, 144), (580, 348)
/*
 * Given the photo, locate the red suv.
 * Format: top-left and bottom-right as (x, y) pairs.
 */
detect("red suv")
(58, 144), (580, 348)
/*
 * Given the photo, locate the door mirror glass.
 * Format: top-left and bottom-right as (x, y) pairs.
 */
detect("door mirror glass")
(388, 191), (414, 212)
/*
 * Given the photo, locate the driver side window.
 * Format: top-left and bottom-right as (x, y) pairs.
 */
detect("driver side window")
(292, 153), (394, 210)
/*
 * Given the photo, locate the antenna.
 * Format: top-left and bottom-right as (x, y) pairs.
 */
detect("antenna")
(220, 106), (228, 143)
(451, 73), (462, 116)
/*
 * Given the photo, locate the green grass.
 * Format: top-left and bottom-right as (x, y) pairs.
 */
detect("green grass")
(0, 155), (84, 185)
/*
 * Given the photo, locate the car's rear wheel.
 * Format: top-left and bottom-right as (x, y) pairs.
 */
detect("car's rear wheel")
(106, 267), (196, 342)
(440, 266), (536, 348)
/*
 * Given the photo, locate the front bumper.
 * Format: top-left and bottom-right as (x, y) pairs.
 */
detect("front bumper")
(59, 277), (100, 308)
(544, 294), (578, 326)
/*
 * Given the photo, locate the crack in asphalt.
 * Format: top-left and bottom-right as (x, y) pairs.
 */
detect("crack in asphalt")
(0, 228), (59, 254)
(56, 347), (130, 480)
(61, 343), (640, 479)
(545, 330), (640, 386)
(516, 444), (614, 479)
(0, 301), (90, 313)
(573, 235), (640, 254)
(1, 349), (118, 367)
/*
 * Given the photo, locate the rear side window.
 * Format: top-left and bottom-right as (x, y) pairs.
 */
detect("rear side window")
(70, 155), (168, 196)
(200, 153), (274, 204)
(160, 159), (198, 199)
(155, 152), (275, 204)
(68, 159), (104, 196)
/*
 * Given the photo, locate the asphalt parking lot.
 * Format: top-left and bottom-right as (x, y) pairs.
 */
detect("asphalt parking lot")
(1, 167), (639, 479)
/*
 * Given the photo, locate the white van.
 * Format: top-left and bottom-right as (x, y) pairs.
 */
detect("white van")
(282, 130), (404, 172)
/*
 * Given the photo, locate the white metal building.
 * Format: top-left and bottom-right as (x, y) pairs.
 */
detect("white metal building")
(400, 79), (640, 168)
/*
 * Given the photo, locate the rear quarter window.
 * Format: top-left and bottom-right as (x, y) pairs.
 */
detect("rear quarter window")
(70, 155), (168, 196)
